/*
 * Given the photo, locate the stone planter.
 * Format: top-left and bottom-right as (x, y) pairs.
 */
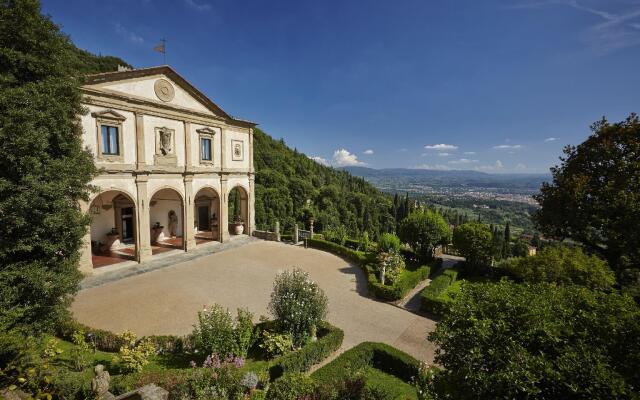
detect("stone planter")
(230, 222), (244, 235)
(101, 232), (120, 252)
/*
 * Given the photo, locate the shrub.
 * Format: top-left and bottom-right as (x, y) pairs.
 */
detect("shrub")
(428, 281), (640, 399)
(377, 233), (401, 253)
(500, 245), (615, 289)
(452, 222), (493, 270)
(268, 268), (328, 348)
(269, 322), (344, 380)
(174, 354), (246, 400)
(192, 305), (255, 358)
(266, 372), (315, 400)
(117, 330), (155, 373)
(360, 231), (370, 252)
(323, 225), (348, 246)
(259, 331), (293, 359)
(70, 330), (91, 372)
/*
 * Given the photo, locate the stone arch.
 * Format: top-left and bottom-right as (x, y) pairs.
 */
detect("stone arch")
(193, 186), (222, 244)
(149, 187), (185, 253)
(227, 185), (249, 235)
(88, 189), (138, 268)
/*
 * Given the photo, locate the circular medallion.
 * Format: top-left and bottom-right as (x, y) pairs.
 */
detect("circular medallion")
(154, 79), (175, 102)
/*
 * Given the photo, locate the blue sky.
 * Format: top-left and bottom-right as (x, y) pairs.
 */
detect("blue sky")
(42, 0), (640, 173)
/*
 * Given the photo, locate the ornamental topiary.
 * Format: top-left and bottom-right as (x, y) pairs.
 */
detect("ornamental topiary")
(268, 268), (328, 348)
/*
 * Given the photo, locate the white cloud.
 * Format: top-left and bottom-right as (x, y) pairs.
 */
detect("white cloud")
(333, 149), (365, 166)
(309, 156), (329, 166)
(424, 143), (458, 150)
(493, 144), (524, 150)
(414, 164), (452, 170)
(449, 158), (479, 165)
(516, 163), (527, 170)
(437, 152), (451, 157)
(544, 137), (558, 142)
(463, 151), (476, 155)
(475, 160), (504, 172)
(114, 23), (144, 44)
(363, 149), (374, 155)
(184, 0), (212, 11)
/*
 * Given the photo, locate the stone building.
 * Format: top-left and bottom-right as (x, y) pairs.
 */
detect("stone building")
(78, 66), (255, 274)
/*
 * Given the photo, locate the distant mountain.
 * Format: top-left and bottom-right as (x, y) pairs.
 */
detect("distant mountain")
(341, 166), (551, 192)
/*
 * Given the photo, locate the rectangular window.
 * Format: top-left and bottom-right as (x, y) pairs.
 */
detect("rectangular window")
(101, 125), (119, 155)
(201, 137), (212, 161)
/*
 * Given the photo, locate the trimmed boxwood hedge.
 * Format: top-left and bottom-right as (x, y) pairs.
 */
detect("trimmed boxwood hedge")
(312, 342), (420, 384)
(269, 321), (344, 380)
(308, 238), (437, 301)
(420, 268), (459, 317)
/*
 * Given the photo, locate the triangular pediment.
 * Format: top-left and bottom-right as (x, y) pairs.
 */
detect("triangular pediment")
(82, 66), (255, 127)
(91, 109), (126, 121)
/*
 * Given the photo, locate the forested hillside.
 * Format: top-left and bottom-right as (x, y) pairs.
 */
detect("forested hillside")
(253, 128), (395, 237)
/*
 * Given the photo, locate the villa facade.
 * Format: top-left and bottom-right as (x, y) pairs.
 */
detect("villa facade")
(77, 66), (256, 274)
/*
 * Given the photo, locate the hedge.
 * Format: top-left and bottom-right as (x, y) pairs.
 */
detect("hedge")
(420, 268), (459, 317)
(56, 318), (194, 354)
(312, 342), (420, 384)
(268, 321), (344, 380)
(308, 238), (438, 301)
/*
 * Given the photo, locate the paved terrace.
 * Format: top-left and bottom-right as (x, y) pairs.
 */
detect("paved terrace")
(72, 239), (438, 362)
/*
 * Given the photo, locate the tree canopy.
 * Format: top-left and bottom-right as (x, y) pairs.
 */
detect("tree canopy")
(452, 221), (493, 270)
(428, 281), (640, 400)
(398, 209), (449, 261)
(534, 114), (640, 290)
(0, 0), (127, 332)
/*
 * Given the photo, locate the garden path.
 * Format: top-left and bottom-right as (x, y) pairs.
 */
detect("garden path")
(72, 240), (438, 363)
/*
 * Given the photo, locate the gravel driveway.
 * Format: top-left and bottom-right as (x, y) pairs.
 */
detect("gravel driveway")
(71, 240), (437, 362)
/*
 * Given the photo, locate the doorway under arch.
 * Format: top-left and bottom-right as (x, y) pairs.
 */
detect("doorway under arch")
(193, 187), (221, 244)
(89, 190), (137, 268)
(228, 185), (248, 236)
(149, 187), (184, 255)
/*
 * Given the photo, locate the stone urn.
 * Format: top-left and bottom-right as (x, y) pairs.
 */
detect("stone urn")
(230, 222), (244, 235)
(101, 229), (120, 252)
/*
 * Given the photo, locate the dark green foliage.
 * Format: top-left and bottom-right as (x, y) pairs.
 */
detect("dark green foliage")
(253, 129), (395, 237)
(398, 210), (450, 261)
(0, 0), (112, 333)
(500, 245), (615, 289)
(307, 238), (370, 265)
(452, 222), (493, 271)
(266, 372), (316, 400)
(534, 114), (640, 287)
(376, 232), (401, 253)
(428, 281), (640, 399)
(312, 342), (420, 385)
(419, 269), (458, 317)
(269, 322), (343, 380)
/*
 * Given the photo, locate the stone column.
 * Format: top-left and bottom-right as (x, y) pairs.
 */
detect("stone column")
(135, 112), (146, 169)
(275, 221), (281, 242)
(220, 127), (227, 172)
(248, 128), (254, 173)
(293, 224), (299, 244)
(184, 175), (196, 251)
(78, 200), (93, 275)
(220, 176), (230, 242)
(184, 121), (192, 169)
(135, 175), (152, 263)
(248, 174), (255, 236)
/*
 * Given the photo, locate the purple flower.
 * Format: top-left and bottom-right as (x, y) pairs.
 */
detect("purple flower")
(234, 356), (245, 368)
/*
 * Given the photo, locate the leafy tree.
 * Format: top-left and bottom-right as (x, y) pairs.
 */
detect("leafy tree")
(452, 222), (493, 270)
(428, 281), (640, 399)
(0, 0), (106, 332)
(534, 114), (640, 285)
(377, 232), (401, 253)
(398, 210), (450, 261)
(500, 245), (615, 290)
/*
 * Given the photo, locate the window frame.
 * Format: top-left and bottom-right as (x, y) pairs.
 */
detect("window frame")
(197, 127), (216, 166)
(93, 110), (126, 163)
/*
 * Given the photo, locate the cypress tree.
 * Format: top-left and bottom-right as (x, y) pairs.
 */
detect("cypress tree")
(0, 0), (97, 332)
(503, 221), (511, 258)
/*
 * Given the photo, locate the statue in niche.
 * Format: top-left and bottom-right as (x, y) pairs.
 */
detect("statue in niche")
(168, 210), (178, 237)
(159, 128), (172, 155)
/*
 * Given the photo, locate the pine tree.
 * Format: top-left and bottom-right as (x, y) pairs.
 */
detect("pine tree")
(0, 0), (97, 332)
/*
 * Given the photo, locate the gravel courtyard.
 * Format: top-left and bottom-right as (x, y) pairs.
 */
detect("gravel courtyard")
(72, 240), (437, 362)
